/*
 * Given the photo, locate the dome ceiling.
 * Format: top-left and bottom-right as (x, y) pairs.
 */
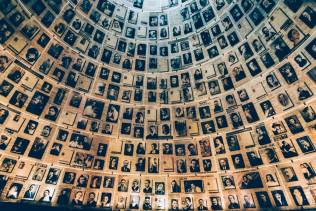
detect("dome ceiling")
(0, 0), (315, 210)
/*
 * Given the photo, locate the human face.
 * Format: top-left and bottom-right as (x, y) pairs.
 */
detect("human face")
(29, 185), (35, 191)
(44, 190), (50, 196)
(266, 175), (272, 181)
(103, 196), (109, 203)
(48, 108), (56, 116)
(232, 114), (239, 122)
(79, 176), (85, 184)
(290, 29), (300, 42)
(172, 200), (178, 208)
(89, 193), (95, 199)
(275, 193), (281, 200)
(228, 195), (235, 202)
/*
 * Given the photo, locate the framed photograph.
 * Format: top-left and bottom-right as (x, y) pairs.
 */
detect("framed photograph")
(299, 6), (316, 29)
(263, 172), (280, 187)
(32, 165), (47, 181)
(45, 167), (61, 185)
(6, 183), (23, 199)
(26, 91), (49, 116)
(0, 157), (17, 173)
(221, 175), (235, 189)
(275, 91), (294, 111)
(28, 137), (48, 159)
(23, 184), (40, 200)
(278, 139), (298, 158)
(296, 136), (315, 154)
(293, 52), (311, 70)
(36, 186), (55, 203)
(184, 179), (204, 193)
(238, 171), (263, 189)
(10, 137), (29, 155)
(280, 166), (298, 182)
(241, 193), (256, 208)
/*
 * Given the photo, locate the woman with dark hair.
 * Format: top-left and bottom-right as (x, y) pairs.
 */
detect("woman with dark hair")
(171, 180), (180, 193)
(230, 113), (243, 129)
(100, 193), (111, 208)
(44, 106), (59, 121)
(265, 174), (277, 187)
(287, 28), (301, 46)
(183, 197), (193, 211)
(266, 74), (279, 88)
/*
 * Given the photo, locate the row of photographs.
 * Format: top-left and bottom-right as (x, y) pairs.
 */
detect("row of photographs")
(13, 11), (314, 73)
(15, 0), (315, 44)
(1, 88), (316, 139)
(0, 132), (316, 174)
(1, 156), (316, 209)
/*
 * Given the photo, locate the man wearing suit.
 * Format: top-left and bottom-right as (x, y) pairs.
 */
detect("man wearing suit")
(282, 168), (298, 182)
(143, 197), (152, 210)
(86, 192), (97, 207)
(23, 184), (37, 199)
(272, 191), (288, 207)
(197, 199), (208, 210)
(211, 197), (223, 210)
(118, 179), (128, 192)
(121, 160), (130, 172)
(143, 180), (152, 193)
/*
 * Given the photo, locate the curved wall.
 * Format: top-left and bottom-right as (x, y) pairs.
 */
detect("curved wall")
(0, 0), (315, 210)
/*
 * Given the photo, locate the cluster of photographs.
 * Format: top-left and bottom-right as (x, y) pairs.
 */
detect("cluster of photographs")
(0, 0), (315, 210)
(0, 0), (315, 140)
(0, 0), (315, 73)
(1, 158), (316, 210)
